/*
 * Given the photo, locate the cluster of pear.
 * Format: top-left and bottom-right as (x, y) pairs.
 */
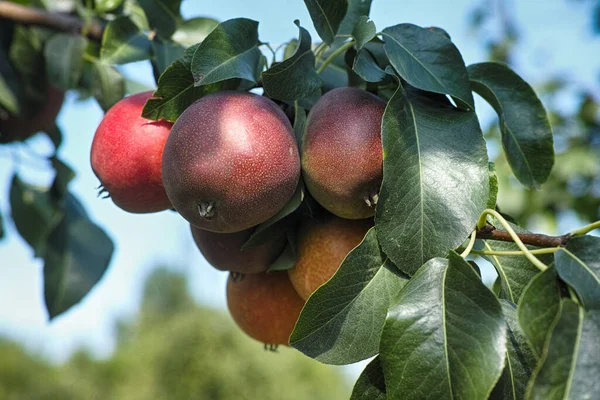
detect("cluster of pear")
(90, 87), (385, 347)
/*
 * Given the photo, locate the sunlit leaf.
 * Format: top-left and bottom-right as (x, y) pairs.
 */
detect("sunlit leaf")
(303, 0), (348, 45)
(137, 0), (182, 38)
(172, 17), (219, 46)
(101, 16), (151, 65)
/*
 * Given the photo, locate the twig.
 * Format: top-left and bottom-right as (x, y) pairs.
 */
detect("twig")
(0, 1), (104, 41)
(476, 225), (570, 248)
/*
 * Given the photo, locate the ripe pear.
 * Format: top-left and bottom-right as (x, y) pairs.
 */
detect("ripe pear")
(302, 87), (385, 219)
(190, 225), (286, 274)
(90, 91), (173, 213)
(0, 86), (64, 143)
(162, 91), (301, 233)
(226, 272), (305, 346)
(288, 214), (373, 300)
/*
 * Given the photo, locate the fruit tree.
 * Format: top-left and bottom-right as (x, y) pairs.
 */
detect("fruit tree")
(0, 1), (599, 399)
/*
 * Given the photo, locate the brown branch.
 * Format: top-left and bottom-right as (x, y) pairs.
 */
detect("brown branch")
(0, 1), (104, 41)
(476, 224), (571, 248)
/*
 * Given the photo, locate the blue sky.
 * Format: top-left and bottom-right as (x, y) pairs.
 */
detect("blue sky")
(0, 0), (598, 377)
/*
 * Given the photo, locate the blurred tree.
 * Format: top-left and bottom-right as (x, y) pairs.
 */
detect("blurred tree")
(468, 0), (600, 231)
(0, 269), (351, 400)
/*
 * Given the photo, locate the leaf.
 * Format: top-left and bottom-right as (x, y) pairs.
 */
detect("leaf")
(517, 266), (562, 358)
(380, 253), (506, 400)
(352, 48), (386, 82)
(44, 123), (63, 150)
(152, 37), (185, 76)
(266, 238), (297, 272)
(90, 61), (125, 111)
(44, 34), (88, 90)
(0, 46), (23, 116)
(468, 62), (554, 189)
(50, 157), (76, 205)
(555, 235), (600, 310)
(190, 18), (261, 86)
(0, 209), (5, 240)
(488, 162), (499, 209)
(350, 356), (386, 400)
(303, 0), (348, 45)
(172, 17), (219, 46)
(290, 229), (409, 364)
(337, 0), (373, 37)
(101, 16), (152, 65)
(44, 194), (114, 319)
(123, 0), (150, 31)
(242, 181), (304, 250)
(137, 0), (182, 38)
(527, 300), (600, 400)
(382, 23), (474, 110)
(9, 175), (62, 257)
(293, 101), (307, 147)
(489, 300), (536, 400)
(375, 83), (489, 276)
(262, 21), (323, 101)
(95, 0), (123, 13)
(477, 218), (554, 304)
(142, 45), (234, 122)
(352, 16), (376, 50)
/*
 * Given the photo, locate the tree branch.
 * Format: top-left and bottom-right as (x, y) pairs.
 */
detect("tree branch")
(0, 2), (104, 41)
(476, 224), (570, 248)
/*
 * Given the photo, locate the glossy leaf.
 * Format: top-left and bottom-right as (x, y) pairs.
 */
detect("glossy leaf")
(172, 17), (219, 46)
(44, 194), (114, 319)
(380, 253), (506, 400)
(352, 48), (385, 82)
(555, 235), (600, 310)
(290, 229), (409, 364)
(142, 45), (234, 122)
(190, 18), (261, 86)
(517, 267), (561, 358)
(375, 83), (488, 276)
(9, 175), (61, 257)
(490, 300), (536, 400)
(44, 34), (87, 90)
(352, 16), (376, 50)
(123, 0), (150, 31)
(262, 21), (323, 101)
(350, 356), (386, 400)
(303, 0), (348, 45)
(101, 16), (151, 64)
(477, 218), (553, 304)
(337, 0), (373, 37)
(90, 61), (126, 111)
(468, 62), (554, 189)
(527, 300), (600, 400)
(382, 23), (474, 110)
(152, 38), (185, 75)
(137, 0), (182, 38)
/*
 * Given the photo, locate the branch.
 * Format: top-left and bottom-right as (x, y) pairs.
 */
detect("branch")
(476, 224), (570, 248)
(0, 2), (104, 41)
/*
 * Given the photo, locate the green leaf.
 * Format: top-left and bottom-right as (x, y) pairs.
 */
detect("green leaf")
(488, 162), (499, 209)
(95, 0), (123, 13)
(137, 0), (182, 38)
(352, 48), (386, 82)
(527, 300), (600, 400)
(352, 16), (376, 50)
(375, 83), (488, 276)
(0, 46), (23, 115)
(262, 21), (323, 101)
(293, 101), (307, 147)
(382, 23), (474, 110)
(477, 218), (554, 304)
(555, 235), (600, 310)
(44, 194), (114, 319)
(172, 17), (219, 46)
(0, 209), (5, 240)
(468, 62), (554, 189)
(9, 175), (62, 257)
(380, 253), (506, 399)
(489, 300), (536, 400)
(90, 60), (125, 111)
(44, 123), (62, 150)
(242, 181), (304, 250)
(290, 229), (409, 364)
(44, 34), (87, 90)
(350, 356), (386, 400)
(190, 18), (261, 86)
(303, 0), (348, 45)
(50, 157), (75, 205)
(517, 267), (562, 358)
(101, 16), (152, 65)
(142, 45), (234, 122)
(123, 0), (150, 31)
(266, 238), (297, 272)
(152, 38), (185, 76)
(337, 0), (373, 37)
